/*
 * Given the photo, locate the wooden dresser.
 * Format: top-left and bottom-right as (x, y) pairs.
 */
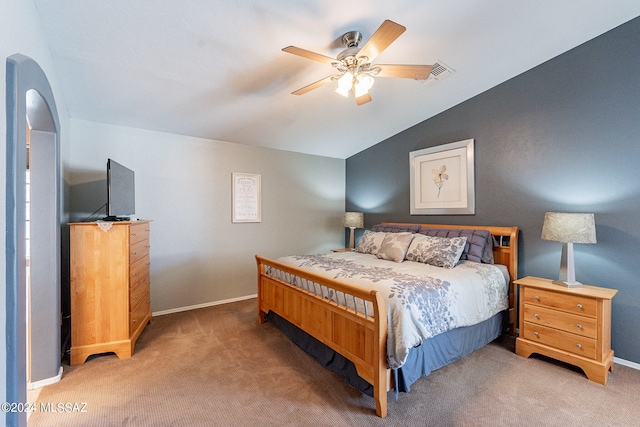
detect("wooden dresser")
(515, 276), (617, 384)
(69, 220), (152, 365)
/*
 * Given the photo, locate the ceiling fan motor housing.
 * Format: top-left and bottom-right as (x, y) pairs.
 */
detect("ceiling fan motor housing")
(342, 31), (362, 48)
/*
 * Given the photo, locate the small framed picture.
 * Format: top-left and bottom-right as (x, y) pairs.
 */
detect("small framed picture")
(232, 173), (261, 223)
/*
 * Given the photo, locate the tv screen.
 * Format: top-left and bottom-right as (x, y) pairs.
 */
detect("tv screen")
(106, 159), (135, 221)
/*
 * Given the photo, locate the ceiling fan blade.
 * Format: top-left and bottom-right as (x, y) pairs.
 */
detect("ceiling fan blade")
(282, 46), (337, 65)
(357, 20), (406, 63)
(355, 92), (372, 106)
(291, 75), (335, 95)
(375, 64), (433, 80)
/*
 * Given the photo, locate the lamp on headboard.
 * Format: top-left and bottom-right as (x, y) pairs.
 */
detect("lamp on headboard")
(541, 212), (596, 287)
(343, 212), (364, 249)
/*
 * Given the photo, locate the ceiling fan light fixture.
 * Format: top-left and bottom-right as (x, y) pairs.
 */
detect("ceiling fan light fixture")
(336, 71), (354, 96)
(354, 74), (374, 97)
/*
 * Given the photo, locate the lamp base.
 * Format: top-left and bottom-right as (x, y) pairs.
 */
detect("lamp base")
(552, 280), (583, 288)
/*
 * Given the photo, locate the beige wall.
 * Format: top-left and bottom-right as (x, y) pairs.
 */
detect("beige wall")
(68, 119), (345, 312)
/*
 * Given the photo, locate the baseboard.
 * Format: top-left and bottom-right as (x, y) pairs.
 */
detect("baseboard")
(28, 366), (63, 390)
(614, 357), (640, 371)
(152, 294), (258, 316)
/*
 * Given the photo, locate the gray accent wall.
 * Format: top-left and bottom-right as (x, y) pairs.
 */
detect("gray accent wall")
(346, 17), (640, 364)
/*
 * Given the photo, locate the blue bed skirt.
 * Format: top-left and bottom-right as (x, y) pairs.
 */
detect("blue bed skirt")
(266, 310), (507, 397)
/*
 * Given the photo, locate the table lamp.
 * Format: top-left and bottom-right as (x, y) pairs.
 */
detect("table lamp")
(541, 212), (596, 287)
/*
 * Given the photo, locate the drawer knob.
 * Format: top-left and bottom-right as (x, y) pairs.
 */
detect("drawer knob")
(577, 323), (583, 329)
(577, 303), (583, 309)
(533, 332), (539, 337)
(133, 319), (137, 323)
(534, 313), (540, 319)
(576, 343), (582, 349)
(534, 295), (540, 301)
(133, 296), (138, 299)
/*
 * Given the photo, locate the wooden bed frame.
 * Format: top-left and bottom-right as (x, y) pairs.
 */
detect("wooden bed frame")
(256, 223), (518, 418)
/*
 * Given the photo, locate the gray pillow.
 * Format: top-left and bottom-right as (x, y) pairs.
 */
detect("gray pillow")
(405, 234), (468, 268)
(371, 223), (421, 233)
(376, 233), (415, 263)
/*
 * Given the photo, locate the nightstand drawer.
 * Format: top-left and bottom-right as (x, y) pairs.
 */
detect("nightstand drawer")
(522, 287), (597, 317)
(523, 322), (596, 359)
(523, 304), (597, 338)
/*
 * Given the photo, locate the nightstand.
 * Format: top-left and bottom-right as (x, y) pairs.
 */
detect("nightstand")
(515, 276), (617, 385)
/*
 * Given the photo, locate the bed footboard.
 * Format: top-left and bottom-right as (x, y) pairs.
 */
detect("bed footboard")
(256, 255), (389, 418)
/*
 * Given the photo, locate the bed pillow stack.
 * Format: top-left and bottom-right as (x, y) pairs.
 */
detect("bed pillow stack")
(354, 224), (494, 268)
(418, 228), (494, 264)
(355, 224), (422, 257)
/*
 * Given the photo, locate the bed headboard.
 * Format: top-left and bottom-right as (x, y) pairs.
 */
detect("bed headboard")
(381, 222), (519, 332)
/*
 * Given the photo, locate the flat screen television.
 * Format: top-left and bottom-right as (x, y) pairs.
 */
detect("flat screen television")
(105, 159), (135, 221)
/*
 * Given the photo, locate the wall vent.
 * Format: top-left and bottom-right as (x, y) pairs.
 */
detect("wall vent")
(423, 60), (455, 86)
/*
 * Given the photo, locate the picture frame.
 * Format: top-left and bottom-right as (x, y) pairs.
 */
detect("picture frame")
(409, 139), (475, 215)
(232, 173), (261, 223)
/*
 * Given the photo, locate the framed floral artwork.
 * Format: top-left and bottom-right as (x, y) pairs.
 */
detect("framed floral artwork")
(409, 139), (475, 215)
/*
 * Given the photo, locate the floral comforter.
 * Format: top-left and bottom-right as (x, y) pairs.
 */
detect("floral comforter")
(273, 251), (508, 369)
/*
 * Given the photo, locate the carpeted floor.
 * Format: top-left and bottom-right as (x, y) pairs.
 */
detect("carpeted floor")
(29, 299), (640, 426)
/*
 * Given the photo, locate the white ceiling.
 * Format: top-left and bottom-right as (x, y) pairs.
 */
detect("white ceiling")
(33, 1), (640, 159)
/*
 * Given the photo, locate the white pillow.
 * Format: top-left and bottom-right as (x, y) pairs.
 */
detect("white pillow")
(376, 233), (415, 263)
(354, 230), (386, 255)
(405, 234), (467, 268)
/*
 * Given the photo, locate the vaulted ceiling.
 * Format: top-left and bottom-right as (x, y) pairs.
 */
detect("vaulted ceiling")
(33, 1), (640, 159)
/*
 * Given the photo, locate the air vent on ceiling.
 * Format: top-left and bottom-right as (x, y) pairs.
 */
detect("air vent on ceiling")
(423, 60), (455, 87)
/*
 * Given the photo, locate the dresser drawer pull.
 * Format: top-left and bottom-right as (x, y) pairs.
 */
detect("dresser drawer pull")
(576, 343), (582, 349)
(133, 319), (137, 323)
(133, 296), (138, 300)
(534, 295), (540, 301)
(577, 324), (582, 329)
(577, 303), (583, 309)
(534, 313), (539, 319)
(533, 332), (539, 337)
(132, 252), (138, 255)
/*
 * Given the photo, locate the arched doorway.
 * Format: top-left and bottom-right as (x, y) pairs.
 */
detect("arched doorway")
(6, 54), (62, 427)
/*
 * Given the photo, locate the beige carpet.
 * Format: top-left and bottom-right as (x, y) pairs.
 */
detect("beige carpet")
(29, 299), (640, 426)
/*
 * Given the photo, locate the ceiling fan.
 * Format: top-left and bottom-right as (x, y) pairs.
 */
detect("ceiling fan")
(283, 20), (433, 106)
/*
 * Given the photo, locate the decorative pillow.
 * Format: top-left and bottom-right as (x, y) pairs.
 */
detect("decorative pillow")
(371, 223), (421, 234)
(418, 228), (492, 263)
(405, 234), (468, 268)
(376, 233), (415, 263)
(354, 230), (386, 255)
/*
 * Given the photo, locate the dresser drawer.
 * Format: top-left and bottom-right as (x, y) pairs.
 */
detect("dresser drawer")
(130, 239), (149, 265)
(130, 291), (150, 336)
(130, 255), (150, 286)
(523, 304), (597, 338)
(522, 287), (597, 317)
(522, 322), (596, 359)
(130, 278), (149, 310)
(129, 224), (149, 245)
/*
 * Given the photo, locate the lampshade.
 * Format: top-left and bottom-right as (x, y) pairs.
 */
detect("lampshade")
(343, 212), (364, 249)
(541, 212), (596, 244)
(541, 212), (596, 287)
(343, 212), (364, 229)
